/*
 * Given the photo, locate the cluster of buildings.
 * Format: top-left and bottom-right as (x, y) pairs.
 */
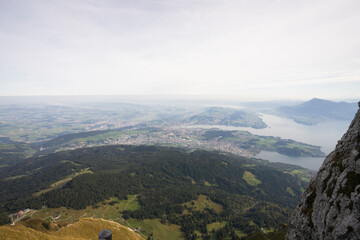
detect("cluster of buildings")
(9, 208), (32, 224)
(40, 125), (254, 159)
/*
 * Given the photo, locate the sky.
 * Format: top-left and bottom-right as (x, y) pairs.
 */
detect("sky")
(0, 0), (359, 100)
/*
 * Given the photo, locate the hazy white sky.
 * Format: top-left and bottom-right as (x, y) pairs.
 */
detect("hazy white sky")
(0, 0), (359, 100)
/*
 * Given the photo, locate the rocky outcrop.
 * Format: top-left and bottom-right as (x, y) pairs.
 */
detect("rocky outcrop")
(286, 102), (360, 240)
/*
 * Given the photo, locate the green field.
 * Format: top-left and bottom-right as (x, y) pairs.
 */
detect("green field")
(121, 218), (183, 240)
(0, 104), (162, 143)
(206, 221), (228, 232)
(243, 171), (262, 186)
(285, 169), (313, 183)
(183, 195), (223, 214)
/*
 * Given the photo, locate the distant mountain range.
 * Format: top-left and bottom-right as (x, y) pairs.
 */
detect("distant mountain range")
(277, 98), (358, 125)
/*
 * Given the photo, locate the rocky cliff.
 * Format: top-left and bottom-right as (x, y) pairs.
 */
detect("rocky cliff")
(286, 102), (360, 240)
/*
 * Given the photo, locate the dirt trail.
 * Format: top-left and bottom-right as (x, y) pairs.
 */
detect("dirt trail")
(124, 194), (137, 211)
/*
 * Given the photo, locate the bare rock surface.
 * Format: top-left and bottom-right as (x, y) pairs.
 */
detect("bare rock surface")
(286, 103), (360, 240)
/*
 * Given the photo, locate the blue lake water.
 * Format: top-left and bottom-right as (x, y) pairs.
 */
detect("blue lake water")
(254, 151), (326, 170)
(192, 113), (352, 170)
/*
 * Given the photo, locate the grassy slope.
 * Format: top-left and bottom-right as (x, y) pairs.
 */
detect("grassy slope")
(207, 221), (227, 232)
(0, 217), (144, 240)
(183, 195), (223, 214)
(243, 171), (262, 186)
(14, 194), (234, 240)
(31, 196), (140, 224)
(123, 218), (183, 240)
(29, 196), (182, 240)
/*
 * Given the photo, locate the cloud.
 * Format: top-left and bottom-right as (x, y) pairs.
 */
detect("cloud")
(0, 0), (359, 99)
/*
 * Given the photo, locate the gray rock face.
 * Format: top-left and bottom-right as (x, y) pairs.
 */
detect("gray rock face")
(286, 103), (360, 240)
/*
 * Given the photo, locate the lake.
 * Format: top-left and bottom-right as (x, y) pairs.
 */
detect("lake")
(191, 113), (352, 170)
(255, 151), (326, 170)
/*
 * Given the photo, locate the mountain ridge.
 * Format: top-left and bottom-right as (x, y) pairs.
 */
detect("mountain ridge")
(278, 98), (357, 125)
(187, 106), (267, 129)
(286, 102), (360, 239)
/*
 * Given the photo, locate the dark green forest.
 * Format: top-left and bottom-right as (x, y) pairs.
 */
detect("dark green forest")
(0, 145), (308, 239)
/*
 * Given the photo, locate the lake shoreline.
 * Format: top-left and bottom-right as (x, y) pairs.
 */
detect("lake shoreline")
(187, 112), (350, 170)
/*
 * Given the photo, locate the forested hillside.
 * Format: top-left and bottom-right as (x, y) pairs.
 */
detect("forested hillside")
(0, 145), (311, 239)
